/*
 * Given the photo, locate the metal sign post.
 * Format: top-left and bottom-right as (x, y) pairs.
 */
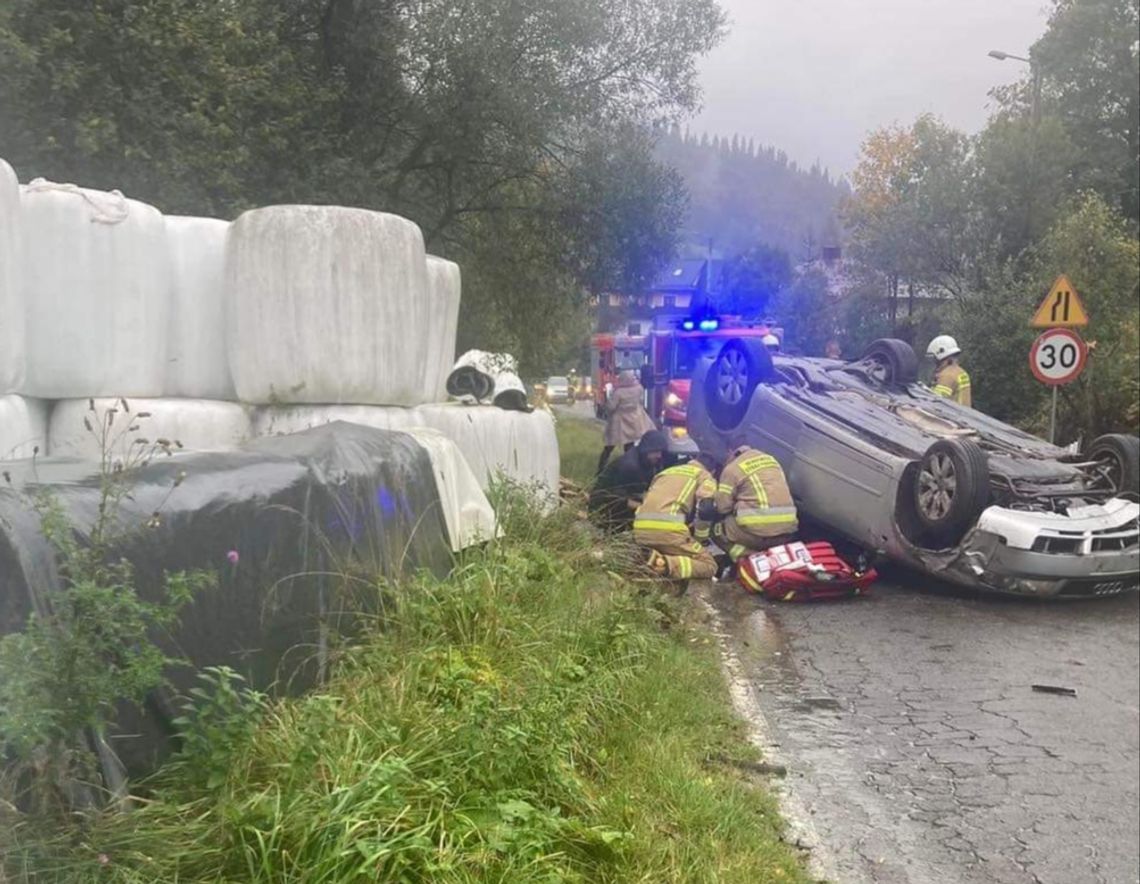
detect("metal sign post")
(1028, 326), (1088, 443)
(1029, 277), (1090, 445)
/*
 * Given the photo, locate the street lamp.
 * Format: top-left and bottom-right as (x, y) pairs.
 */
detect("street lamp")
(988, 49), (1041, 124)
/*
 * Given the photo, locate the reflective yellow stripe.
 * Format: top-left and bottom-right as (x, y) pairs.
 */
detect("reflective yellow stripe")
(677, 557), (692, 579)
(729, 543), (748, 562)
(748, 473), (769, 508)
(717, 482), (734, 495)
(670, 475), (697, 514)
(736, 512), (798, 528)
(695, 526), (710, 541)
(739, 568), (761, 591)
(740, 455), (778, 473)
(738, 505), (797, 517)
(932, 384), (952, 397)
(634, 519), (690, 533)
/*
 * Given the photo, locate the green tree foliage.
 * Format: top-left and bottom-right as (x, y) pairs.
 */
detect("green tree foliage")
(767, 268), (833, 356)
(843, 115), (975, 313)
(1031, 0), (1140, 221)
(1029, 193), (1140, 439)
(654, 125), (846, 258)
(718, 243), (792, 316)
(841, 0), (1138, 436)
(973, 116), (1079, 258)
(0, 0), (726, 376)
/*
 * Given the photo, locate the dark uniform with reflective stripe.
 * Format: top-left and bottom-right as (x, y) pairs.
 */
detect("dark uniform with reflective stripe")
(633, 462), (717, 580)
(712, 446), (799, 561)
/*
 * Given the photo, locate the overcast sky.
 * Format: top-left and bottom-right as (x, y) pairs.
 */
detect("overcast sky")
(693, 0), (1050, 177)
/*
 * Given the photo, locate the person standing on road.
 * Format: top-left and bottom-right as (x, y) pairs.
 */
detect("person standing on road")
(597, 369), (655, 474)
(588, 430), (667, 534)
(927, 335), (972, 407)
(708, 444), (799, 564)
(633, 457), (718, 581)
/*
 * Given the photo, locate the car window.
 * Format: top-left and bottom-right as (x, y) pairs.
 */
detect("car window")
(548, 376), (568, 386)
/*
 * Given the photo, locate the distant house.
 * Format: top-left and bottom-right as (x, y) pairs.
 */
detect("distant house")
(595, 258), (723, 334)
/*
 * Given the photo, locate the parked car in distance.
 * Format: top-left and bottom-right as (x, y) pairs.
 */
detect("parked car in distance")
(688, 337), (1140, 599)
(545, 376), (574, 404)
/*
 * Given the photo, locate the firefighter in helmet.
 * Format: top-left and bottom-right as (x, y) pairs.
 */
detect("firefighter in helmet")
(707, 444), (799, 564)
(633, 456), (718, 581)
(927, 335), (971, 407)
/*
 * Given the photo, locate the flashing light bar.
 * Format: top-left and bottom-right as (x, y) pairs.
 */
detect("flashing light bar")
(682, 320), (695, 330)
(698, 319), (719, 331)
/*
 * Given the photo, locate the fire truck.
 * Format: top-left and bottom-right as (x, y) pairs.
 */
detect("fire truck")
(591, 316), (778, 453)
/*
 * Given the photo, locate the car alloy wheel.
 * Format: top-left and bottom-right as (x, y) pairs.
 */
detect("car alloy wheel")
(716, 348), (749, 406)
(917, 451), (958, 521)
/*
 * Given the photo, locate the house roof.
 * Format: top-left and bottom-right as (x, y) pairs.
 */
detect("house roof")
(649, 259), (706, 293)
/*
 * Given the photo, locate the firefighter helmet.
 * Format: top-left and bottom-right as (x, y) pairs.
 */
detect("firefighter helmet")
(762, 333), (781, 351)
(926, 335), (961, 361)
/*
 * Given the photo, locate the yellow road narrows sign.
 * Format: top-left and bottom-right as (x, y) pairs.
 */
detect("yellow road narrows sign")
(1031, 274), (1089, 328)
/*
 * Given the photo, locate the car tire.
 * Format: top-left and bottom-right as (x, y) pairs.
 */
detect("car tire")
(704, 338), (775, 431)
(1086, 433), (1140, 497)
(860, 338), (919, 387)
(911, 438), (990, 544)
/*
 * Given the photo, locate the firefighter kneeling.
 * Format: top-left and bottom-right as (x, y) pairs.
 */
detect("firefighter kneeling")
(633, 459), (719, 581)
(708, 445), (799, 566)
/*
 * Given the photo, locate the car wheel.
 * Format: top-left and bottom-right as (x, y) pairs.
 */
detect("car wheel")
(912, 438), (990, 544)
(1086, 434), (1140, 497)
(704, 338), (774, 431)
(860, 338), (918, 387)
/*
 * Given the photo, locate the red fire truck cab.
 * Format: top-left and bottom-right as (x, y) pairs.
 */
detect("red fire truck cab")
(591, 316), (778, 454)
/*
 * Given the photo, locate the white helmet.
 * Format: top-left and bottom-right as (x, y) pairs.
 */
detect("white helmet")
(926, 334), (961, 361)
(762, 333), (781, 351)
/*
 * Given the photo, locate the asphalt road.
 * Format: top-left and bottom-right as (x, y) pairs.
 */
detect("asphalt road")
(702, 571), (1140, 884)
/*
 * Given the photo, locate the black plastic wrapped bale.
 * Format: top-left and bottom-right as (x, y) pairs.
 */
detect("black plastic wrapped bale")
(0, 422), (452, 775)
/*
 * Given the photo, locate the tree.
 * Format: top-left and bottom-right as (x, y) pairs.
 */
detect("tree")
(0, 0), (726, 369)
(973, 116), (1079, 258)
(719, 244), (793, 317)
(653, 126), (846, 259)
(991, 0), (1140, 222)
(1029, 192), (1140, 440)
(843, 116), (975, 328)
(768, 269), (833, 355)
(1032, 0), (1140, 222)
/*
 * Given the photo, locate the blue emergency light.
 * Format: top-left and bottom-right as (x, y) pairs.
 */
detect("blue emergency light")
(698, 319), (719, 331)
(681, 320), (695, 331)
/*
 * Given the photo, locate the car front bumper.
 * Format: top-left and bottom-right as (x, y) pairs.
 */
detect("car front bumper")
(944, 500), (1140, 597)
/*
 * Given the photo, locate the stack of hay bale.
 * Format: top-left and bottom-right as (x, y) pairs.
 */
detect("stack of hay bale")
(0, 158), (559, 537)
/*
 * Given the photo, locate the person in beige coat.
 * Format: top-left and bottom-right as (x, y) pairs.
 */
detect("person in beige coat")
(598, 370), (656, 473)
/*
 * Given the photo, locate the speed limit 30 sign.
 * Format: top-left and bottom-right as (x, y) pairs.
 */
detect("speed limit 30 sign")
(1029, 328), (1087, 386)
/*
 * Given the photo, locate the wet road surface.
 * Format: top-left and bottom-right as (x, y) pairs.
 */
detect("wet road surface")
(701, 572), (1140, 884)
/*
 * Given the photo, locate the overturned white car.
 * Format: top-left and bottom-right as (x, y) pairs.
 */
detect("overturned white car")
(688, 338), (1140, 598)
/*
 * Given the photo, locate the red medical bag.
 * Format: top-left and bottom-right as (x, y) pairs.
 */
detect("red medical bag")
(736, 541), (876, 602)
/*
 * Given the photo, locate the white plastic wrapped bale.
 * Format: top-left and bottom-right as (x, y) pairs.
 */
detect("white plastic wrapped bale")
(445, 350), (520, 403)
(20, 180), (171, 398)
(423, 256), (461, 402)
(226, 205), (441, 405)
(0, 395), (49, 461)
(49, 399), (251, 460)
(252, 405), (425, 438)
(0, 159), (23, 394)
(165, 216), (235, 399)
(406, 428), (498, 551)
(415, 403), (560, 499)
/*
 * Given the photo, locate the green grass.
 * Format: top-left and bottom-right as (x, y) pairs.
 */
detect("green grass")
(1, 485), (807, 883)
(553, 409), (604, 488)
